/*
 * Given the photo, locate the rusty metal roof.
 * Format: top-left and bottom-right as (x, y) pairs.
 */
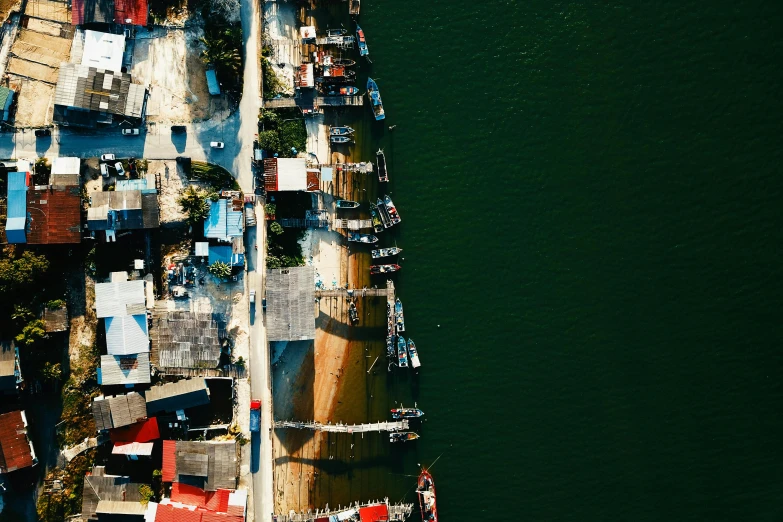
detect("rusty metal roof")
(26, 185), (82, 244)
(0, 410), (35, 473)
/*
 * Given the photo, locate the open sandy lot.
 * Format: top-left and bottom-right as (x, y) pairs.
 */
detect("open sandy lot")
(149, 159), (193, 225)
(11, 79), (54, 127)
(23, 0), (69, 23)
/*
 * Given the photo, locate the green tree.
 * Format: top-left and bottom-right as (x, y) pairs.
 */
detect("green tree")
(11, 304), (35, 326)
(269, 221), (284, 235)
(257, 130), (280, 154)
(178, 185), (210, 224)
(40, 362), (62, 381)
(15, 319), (46, 347)
(200, 36), (241, 76)
(208, 260), (231, 280)
(0, 249), (50, 294)
(266, 255), (282, 269)
(139, 484), (155, 505)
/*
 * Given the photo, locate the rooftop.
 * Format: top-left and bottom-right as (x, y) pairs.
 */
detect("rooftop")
(162, 440), (237, 491)
(26, 185), (82, 244)
(0, 410), (36, 473)
(50, 157), (81, 187)
(0, 345), (21, 392)
(262, 158), (315, 192)
(150, 311), (223, 370)
(266, 267), (316, 341)
(204, 199), (243, 241)
(43, 305), (69, 332)
(81, 30), (126, 72)
(88, 190), (159, 231)
(72, 0), (148, 29)
(95, 278), (146, 319)
(5, 171), (28, 244)
(146, 378), (211, 415)
(92, 392), (147, 430)
(99, 352), (151, 386)
(81, 466), (144, 521)
(109, 417), (160, 443)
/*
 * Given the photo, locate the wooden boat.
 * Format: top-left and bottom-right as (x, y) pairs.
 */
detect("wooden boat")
(349, 302), (359, 324)
(376, 198), (393, 228)
(391, 406), (424, 419)
(356, 24), (369, 56)
(349, 232), (378, 244)
(334, 58), (356, 67)
(330, 135), (353, 144)
(386, 336), (396, 359)
(383, 195), (402, 225)
(321, 65), (355, 79)
(327, 28), (347, 37)
(395, 298), (405, 331)
(376, 148), (389, 182)
(371, 264), (401, 275)
(369, 205), (384, 233)
(367, 78), (385, 120)
(325, 85), (359, 96)
(336, 199), (360, 209)
(417, 470), (438, 522)
(390, 431), (419, 443)
(386, 303), (395, 341)
(397, 336), (409, 368)
(408, 339), (421, 369)
(330, 126), (355, 136)
(371, 246), (402, 259)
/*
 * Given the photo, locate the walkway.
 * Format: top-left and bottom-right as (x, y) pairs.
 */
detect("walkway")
(273, 419), (409, 433)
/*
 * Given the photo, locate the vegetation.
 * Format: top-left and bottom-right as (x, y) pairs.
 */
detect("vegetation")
(34, 157), (52, 185)
(234, 355), (245, 368)
(57, 342), (100, 448)
(47, 299), (66, 309)
(201, 36), (241, 77)
(209, 260), (232, 280)
(15, 319), (46, 347)
(37, 451), (96, 522)
(266, 225), (305, 269)
(270, 221), (284, 235)
(264, 203), (276, 216)
(178, 185), (211, 224)
(262, 58), (288, 99)
(258, 109), (306, 157)
(0, 248), (50, 295)
(190, 161), (239, 190)
(139, 484), (155, 505)
(39, 361), (62, 382)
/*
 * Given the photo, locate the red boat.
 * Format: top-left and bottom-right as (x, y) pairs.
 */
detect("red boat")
(417, 469), (437, 522)
(370, 264), (400, 275)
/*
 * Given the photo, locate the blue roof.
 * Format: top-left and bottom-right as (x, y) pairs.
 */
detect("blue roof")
(208, 245), (244, 267)
(116, 179), (150, 191)
(206, 69), (221, 95)
(5, 172), (27, 243)
(204, 199), (243, 241)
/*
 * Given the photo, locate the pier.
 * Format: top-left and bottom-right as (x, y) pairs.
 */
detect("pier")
(274, 419), (408, 433)
(315, 95), (364, 107)
(315, 279), (395, 299)
(335, 218), (372, 230)
(263, 97), (297, 109)
(275, 499), (413, 522)
(315, 35), (355, 48)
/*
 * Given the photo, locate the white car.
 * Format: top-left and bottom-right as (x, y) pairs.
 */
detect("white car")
(115, 162), (125, 177)
(100, 163), (109, 177)
(250, 289), (256, 304)
(210, 141), (225, 149)
(101, 154), (116, 161)
(122, 128), (140, 135)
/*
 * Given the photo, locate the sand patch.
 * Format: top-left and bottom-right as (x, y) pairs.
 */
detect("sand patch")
(10, 79), (54, 126)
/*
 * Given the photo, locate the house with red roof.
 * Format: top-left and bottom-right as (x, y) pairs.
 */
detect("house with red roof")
(162, 440), (237, 491)
(0, 410), (37, 474)
(72, 0), (148, 26)
(110, 417), (159, 460)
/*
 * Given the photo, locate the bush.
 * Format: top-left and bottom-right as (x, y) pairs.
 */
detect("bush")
(269, 221), (283, 235)
(15, 319), (46, 347)
(190, 161), (238, 190)
(178, 185), (211, 224)
(208, 261), (232, 280)
(257, 130), (280, 154)
(47, 299), (66, 309)
(139, 484), (155, 505)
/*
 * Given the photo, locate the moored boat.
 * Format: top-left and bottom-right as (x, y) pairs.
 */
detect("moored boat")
(356, 24), (369, 56)
(367, 78), (385, 120)
(349, 301), (359, 324)
(330, 135), (353, 144)
(376, 149), (389, 182)
(327, 28), (347, 37)
(336, 199), (360, 209)
(376, 198), (393, 228)
(395, 298), (405, 332)
(391, 406), (424, 419)
(386, 336), (395, 358)
(330, 126), (355, 136)
(370, 264), (400, 275)
(417, 470), (438, 522)
(397, 336), (409, 367)
(370, 205), (384, 233)
(349, 232), (378, 244)
(383, 195), (401, 224)
(325, 85), (359, 96)
(371, 246), (402, 259)
(390, 431), (419, 443)
(408, 339), (421, 369)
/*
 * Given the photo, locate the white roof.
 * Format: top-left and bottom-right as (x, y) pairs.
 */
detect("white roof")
(51, 157), (81, 176)
(195, 242), (209, 256)
(81, 30), (126, 72)
(228, 489), (247, 509)
(300, 26), (316, 39)
(105, 315), (149, 355)
(111, 442), (154, 456)
(95, 279), (146, 318)
(277, 158), (307, 191)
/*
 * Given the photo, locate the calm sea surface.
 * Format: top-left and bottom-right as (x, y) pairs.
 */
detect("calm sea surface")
(315, 1), (783, 519)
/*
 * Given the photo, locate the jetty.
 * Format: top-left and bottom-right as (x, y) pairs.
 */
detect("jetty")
(315, 35), (355, 48)
(274, 419), (408, 433)
(320, 162), (374, 174)
(316, 279), (394, 299)
(275, 499), (413, 522)
(335, 218), (373, 230)
(315, 95), (364, 107)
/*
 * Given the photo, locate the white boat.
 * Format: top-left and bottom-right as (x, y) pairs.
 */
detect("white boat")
(407, 339), (421, 369)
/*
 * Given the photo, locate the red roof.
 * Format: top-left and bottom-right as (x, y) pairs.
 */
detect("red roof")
(114, 0), (148, 26)
(205, 489), (230, 513)
(0, 411), (34, 473)
(155, 504), (201, 522)
(72, 0), (148, 25)
(201, 513), (243, 522)
(359, 504), (389, 522)
(162, 440), (177, 482)
(26, 186), (82, 244)
(172, 483), (208, 507)
(110, 417), (160, 443)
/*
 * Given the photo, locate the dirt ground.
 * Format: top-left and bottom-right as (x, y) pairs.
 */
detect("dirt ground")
(149, 159), (192, 224)
(0, 0), (20, 24)
(23, 0), (69, 23)
(26, 18), (63, 37)
(11, 79), (54, 127)
(133, 27), (230, 123)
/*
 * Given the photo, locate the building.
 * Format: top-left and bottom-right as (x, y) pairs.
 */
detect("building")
(26, 184), (83, 244)
(95, 274), (149, 356)
(146, 378), (211, 415)
(147, 483), (246, 521)
(162, 440), (237, 491)
(204, 198), (243, 242)
(50, 157), (81, 187)
(81, 30), (126, 72)
(81, 466), (144, 521)
(263, 158), (319, 192)
(87, 190), (160, 239)
(72, 0), (148, 26)
(92, 392), (147, 430)
(150, 311), (223, 372)
(110, 417), (159, 459)
(208, 245), (244, 267)
(4, 171), (28, 243)
(206, 68), (221, 96)
(0, 86), (14, 121)
(266, 266), (316, 341)
(43, 303), (69, 333)
(0, 410), (37, 474)
(54, 63), (147, 128)
(99, 352), (151, 386)
(0, 344), (22, 394)
(93, 500), (148, 520)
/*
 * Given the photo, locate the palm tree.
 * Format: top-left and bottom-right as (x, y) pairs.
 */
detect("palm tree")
(178, 185), (210, 224)
(200, 36), (241, 76)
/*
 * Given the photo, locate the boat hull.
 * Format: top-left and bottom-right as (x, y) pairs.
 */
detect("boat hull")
(417, 470), (438, 522)
(408, 339), (422, 369)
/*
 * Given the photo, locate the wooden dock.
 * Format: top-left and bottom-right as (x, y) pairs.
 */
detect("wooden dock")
(263, 97), (297, 109)
(334, 218), (372, 230)
(315, 95), (364, 107)
(315, 279), (395, 299)
(274, 419), (408, 433)
(275, 499), (413, 522)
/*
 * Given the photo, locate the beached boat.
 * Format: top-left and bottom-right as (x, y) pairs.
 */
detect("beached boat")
(334, 58), (356, 67)
(391, 406), (424, 419)
(336, 199), (360, 209)
(371, 247), (402, 259)
(349, 302), (359, 324)
(417, 470), (438, 522)
(327, 28), (347, 37)
(408, 339), (421, 369)
(356, 24), (369, 56)
(370, 205), (384, 233)
(390, 432), (419, 443)
(395, 298), (405, 332)
(325, 85), (359, 96)
(367, 78), (385, 120)
(376, 149), (389, 182)
(330, 135), (353, 144)
(349, 232), (378, 244)
(371, 264), (401, 275)
(376, 199), (393, 228)
(330, 126), (355, 136)
(397, 336), (409, 368)
(383, 195), (402, 225)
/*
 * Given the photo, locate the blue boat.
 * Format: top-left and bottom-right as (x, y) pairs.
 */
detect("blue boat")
(367, 78), (385, 121)
(356, 24), (369, 57)
(395, 298), (405, 332)
(397, 336), (409, 368)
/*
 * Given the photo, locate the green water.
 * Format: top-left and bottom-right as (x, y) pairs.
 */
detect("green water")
(312, 1), (783, 519)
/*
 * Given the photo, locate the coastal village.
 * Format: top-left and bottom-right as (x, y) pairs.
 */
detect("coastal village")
(0, 1), (438, 522)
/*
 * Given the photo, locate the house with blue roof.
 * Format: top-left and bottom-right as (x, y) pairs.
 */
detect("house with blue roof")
(208, 245), (244, 267)
(5, 171), (28, 244)
(204, 198), (243, 242)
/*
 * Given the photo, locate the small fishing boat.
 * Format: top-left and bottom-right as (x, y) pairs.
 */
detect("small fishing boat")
(383, 195), (401, 225)
(349, 232), (378, 244)
(417, 470), (438, 522)
(327, 28), (347, 37)
(395, 298), (405, 332)
(356, 24), (369, 57)
(407, 339), (421, 369)
(376, 198), (393, 228)
(330, 126), (355, 136)
(369, 205), (384, 233)
(367, 78), (385, 120)
(330, 135), (353, 144)
(371, 246), (402, 259)
(321, 65), (356, 79)
(397, 336), (409, 368)
(386, 336), (395, 359)
(349, 302), (359, 324)
(376, 149), (389, 182)
(325, 85), (359, 96)
(336, 199), (360, 209)
(391, 406), (424, 419)
(390, 432), (419, 443)
(334, 58), (356, 67)
(371, 264), (401, 275)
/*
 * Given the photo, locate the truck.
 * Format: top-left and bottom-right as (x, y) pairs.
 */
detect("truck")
(250, 400), (261, 432)
(244, 195), (257, 227)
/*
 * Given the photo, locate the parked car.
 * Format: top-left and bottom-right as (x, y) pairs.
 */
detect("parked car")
(262, 298), (267, 311)
(250, 289), (256, 304)
(210, 141), (225, 149)
(101, 154), (116, 161)
(34, 129), (51, 138)
(122, 128), (140, 136)
(100, 163), (109, 177)
(115, 162), (125, 177)
(171, 125), (187, 134)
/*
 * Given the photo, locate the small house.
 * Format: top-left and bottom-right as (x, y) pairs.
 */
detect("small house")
(0, 344), (22, 395)
(162, 440), (237, 491)
(0, 410), (37, 474)
(92, 392), (147, 430)
(81, 466), (145, 521)
(146, 378), (211, 415)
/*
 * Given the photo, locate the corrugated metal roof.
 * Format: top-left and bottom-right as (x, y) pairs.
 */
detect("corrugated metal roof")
(92, 397), (113, 430)
(110, 417), (159, 443)
(276, 158), (308, 191)
(6, 171), (28, 243)
(165, 441), (237, 491)
(81, 30), (125, 72)
(204, 199), (243, 241)
(208, 245), (243, 267)
(359, 504), (389, 522)
(0, 410), (35, 473)
(27, 185), (82, 244)
(99, 353), (151, 385)
(145, 378), (210, 414)
(150, 311), (222, 370)
(205, 442), (236, 491)
(105, 315), (149, 355)
(96, 500), (148, 514)
(206, 69), (220, 95)
(114, 0), (149, 27)
(111, 442), (154, 456)
(43, 306), (69, 332)
(162, 440), (177, 482)
(51, 157), (81, 176)
(96, 392), (147, 429)
(95, 279), (146, 318)
(82, 467), (143, 519)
